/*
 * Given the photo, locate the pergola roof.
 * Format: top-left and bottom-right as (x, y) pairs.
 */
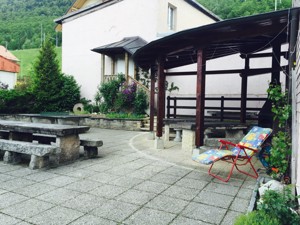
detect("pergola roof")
(91, 36), (147, 56)
(134, 8), (298, 70)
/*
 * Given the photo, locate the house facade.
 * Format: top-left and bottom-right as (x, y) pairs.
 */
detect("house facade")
(0, 46), (19, 89)
(55, 0), (219, 100)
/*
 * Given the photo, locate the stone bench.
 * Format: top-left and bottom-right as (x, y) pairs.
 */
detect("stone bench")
(80, 138), (103, 158)
(163, 119), (248, 151)
(32, 134), (103, 158)
(0, 139), (60, 169)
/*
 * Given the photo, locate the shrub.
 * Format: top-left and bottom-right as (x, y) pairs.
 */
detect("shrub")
(0, 89), (35, 113)
(98, 74), (125, 110)
(234, 210), (280, 225)
(257, 187), (300, 225)
(134, 89), (148, 115)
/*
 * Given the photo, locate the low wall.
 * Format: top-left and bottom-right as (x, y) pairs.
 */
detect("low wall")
(0, 114), (146, 131)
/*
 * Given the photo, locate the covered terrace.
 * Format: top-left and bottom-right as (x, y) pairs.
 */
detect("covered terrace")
(133, 8), (299, 148)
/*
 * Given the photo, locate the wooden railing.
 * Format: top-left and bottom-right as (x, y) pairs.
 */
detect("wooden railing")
(166, 96), (268, 122)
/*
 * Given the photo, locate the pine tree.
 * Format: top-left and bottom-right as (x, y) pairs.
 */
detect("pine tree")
(32, 38), (80, 112)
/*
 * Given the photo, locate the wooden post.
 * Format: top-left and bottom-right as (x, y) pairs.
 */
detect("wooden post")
(101, 54), (105, 83)
(220, 96), (224, 122)
(125, 52), (129, 81)
(241, 56), (249, 123)
(156, 58), (165, 138)
(271, 42), (281, 85)
(195, 49), (206, 147)
(111, 56), (115, 76)
(150, 66), (156, 132)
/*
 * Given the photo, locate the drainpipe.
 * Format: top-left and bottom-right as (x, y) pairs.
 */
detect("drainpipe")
(289, 8), (299, 191)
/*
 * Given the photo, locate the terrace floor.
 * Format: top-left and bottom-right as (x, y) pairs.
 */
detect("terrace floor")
(0, 128), (264, 225)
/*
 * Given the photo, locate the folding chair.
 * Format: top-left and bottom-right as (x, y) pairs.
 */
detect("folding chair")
(192, 126), (272, 182)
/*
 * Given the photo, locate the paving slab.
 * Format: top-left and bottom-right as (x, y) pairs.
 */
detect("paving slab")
(0, 128), (260, 225)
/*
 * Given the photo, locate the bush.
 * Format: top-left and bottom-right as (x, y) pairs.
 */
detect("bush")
(235, 187), (300, 225)
(134, 89), (148, 115)
(0, 89), (35, 113)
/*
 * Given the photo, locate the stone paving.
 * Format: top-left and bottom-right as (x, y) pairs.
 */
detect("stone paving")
(0, 128), (260, 225)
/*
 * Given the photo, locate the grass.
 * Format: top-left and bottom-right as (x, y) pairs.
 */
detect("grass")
(11, 47), (62, 79)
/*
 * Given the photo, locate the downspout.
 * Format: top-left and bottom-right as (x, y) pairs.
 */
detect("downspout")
(289, 8), (299, 192)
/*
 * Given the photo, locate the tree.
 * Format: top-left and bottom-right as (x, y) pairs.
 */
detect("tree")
(197, 0), (292, 19)
(32, 38), (80, 112)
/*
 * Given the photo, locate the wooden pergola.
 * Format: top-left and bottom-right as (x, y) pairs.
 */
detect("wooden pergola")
(133, 8), (299, 148)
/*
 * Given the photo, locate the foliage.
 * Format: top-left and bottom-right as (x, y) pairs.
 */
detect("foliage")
(234, 210), (280, 225)
(96, 74), (148, 115)
(134, 90), (148, 115)
(267, 84), (292, 178)
(105, 113), (145, 119)
(197, 0), (291, 19)
(32, 38), (80, 112)
(12, 47), (62, 77)
(257, 187), (300, 225)
(235, 187), (300, 225)
(166, 81), (179, 94)
(0, 0), (72, 50)
(0, 89), (35, 113)
(98, 74), (125, 110)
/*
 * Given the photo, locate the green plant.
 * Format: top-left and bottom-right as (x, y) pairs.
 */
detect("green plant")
(134, 89), (148, 115)
(167, 81), (179, 94)
(98, 74), (125, 110)
(267, 84), (292, 178)
(105, 113), (145, 119)
(31, 38), (80, 112)
(257, 187), (300, 225)
(234, 210), (280, 225)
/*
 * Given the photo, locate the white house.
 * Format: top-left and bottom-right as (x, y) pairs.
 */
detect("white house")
(0, 45), (19, 89)
(55, 0), (220, 100)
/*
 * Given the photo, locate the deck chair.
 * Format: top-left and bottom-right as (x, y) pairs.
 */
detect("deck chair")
(192, 126), (272, 182)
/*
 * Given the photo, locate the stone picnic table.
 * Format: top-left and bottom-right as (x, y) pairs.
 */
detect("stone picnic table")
(0, 120), (90, 166)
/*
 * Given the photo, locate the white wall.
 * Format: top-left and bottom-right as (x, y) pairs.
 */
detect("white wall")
(61, 0), (159, 100)
(61, 0), (218, 100)
(0, 71), (17, 89)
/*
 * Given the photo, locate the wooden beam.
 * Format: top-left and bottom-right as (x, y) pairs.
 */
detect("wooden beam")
(125, 52), (129, 81)
(101, 54), (105, 83)
(156, 58), (165, 138)
(150, 67), (156, 132)
(271, 41), (281, 84)
(241, 56), (249, 123)
(195, 49), (206, 147)
(165, 67), (288, 76)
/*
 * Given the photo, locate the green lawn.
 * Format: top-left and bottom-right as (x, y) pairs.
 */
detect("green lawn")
(12, 47), (62, 78)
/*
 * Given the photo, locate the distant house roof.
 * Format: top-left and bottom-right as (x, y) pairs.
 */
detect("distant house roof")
(91, 37), (148, 56)
(0, 56), (20, 73)
(0, 46), (19, 62)
(55, 0), (220, 29)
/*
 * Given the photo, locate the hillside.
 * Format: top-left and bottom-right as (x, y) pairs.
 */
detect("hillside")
(0, 0), (72, 50)
(197, 0), (291, 19)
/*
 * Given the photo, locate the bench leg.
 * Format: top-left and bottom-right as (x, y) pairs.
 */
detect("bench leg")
(84, 146), (98, 159)
(164, 125), (170, 142)
(49, 154), (60, 168)
(4, 151), (21, 164)
(29, 155), (48, 169)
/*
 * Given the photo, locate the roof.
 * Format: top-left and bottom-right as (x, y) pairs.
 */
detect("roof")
(55, 0), (220, 26)
(0, 56), (20, 73)
(91, 37), (148, 56)
(0, 46), (19, 62)
(134, 8), (298, 69)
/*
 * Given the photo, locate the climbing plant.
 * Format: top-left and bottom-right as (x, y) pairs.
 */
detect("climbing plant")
(267, 84), (292, 179)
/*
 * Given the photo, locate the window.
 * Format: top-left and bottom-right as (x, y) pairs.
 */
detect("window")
(168, 4), (176, 31)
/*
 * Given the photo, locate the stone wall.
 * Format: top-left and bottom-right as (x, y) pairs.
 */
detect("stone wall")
(0, 114), (146, 131)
